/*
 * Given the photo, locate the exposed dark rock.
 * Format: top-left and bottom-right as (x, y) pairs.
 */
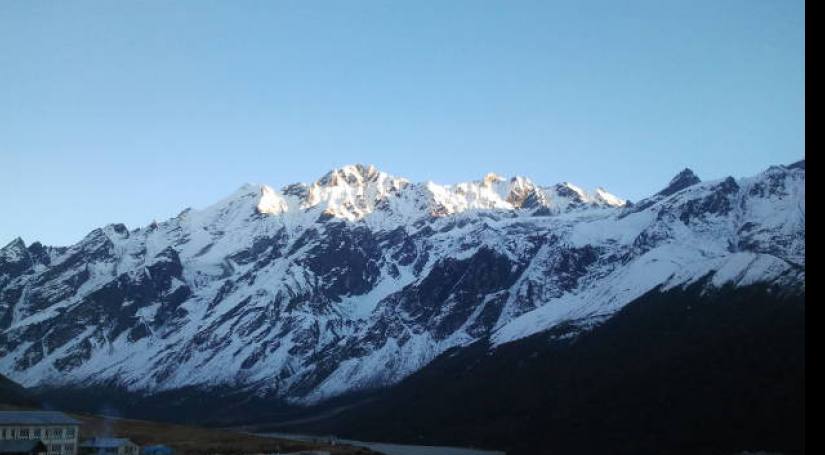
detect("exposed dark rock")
(658, 168), (701, 197)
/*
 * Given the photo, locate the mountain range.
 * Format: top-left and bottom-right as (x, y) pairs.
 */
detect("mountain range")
(0, 160), (805, 452)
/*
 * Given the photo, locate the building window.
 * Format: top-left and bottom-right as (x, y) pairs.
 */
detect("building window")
(19, 428), (30, 439)
(64, 444), (74, 452)
(54, 428), (63, 438)
(34, 428), (42, 438)
(66, 427), (75, 437)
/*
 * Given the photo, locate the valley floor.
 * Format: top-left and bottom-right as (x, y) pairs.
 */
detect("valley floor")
(0, 404), (379, 455)
(261, 432), (506, 455)
(73, 414), (381, 455)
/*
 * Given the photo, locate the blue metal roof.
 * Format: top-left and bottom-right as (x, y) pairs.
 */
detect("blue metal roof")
(0, 411), (80, 426)
(80, 438), (135, 449)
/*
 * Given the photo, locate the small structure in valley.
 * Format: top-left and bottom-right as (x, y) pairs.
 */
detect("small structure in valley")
(0, 411), (80, 455)
(77, 438), (139, 455)
(139, 445), (172, 455)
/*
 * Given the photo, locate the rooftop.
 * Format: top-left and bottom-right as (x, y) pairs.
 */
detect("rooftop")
(80, 438), (135, 449)
(0, 411), (80, 426)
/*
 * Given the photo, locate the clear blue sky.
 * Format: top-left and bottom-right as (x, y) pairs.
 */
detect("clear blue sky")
(0, 0), (805, 247)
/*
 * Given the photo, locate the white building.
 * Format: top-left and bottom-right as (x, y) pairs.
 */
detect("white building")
(0, 412), (80, 455)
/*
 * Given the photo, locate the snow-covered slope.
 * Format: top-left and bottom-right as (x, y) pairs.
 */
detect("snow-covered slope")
(0, 161), (805, 403)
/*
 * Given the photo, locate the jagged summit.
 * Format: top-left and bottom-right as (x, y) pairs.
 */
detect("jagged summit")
(594, 187), (626, 206)
(0, 238), (33, 280)
(658, 168), (701, 197)
(787, 159), (805, 170)
(256, 185), (288, 215)
(1, 237), (25, 252)
(0, 238), (27, 263)
(242, 165), (628, 222)
(482, 172), (506, 186)
(620, 167), (702, 217)
(316, 164), (396, 187)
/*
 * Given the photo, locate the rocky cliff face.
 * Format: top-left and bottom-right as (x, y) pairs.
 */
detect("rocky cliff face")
(0, 161), (805, 403)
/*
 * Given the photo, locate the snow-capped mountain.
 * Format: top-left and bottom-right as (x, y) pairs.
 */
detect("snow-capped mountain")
(0, 161), (805, 403)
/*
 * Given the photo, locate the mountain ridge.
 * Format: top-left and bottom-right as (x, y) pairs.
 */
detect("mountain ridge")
(0, 159), (805, 405)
